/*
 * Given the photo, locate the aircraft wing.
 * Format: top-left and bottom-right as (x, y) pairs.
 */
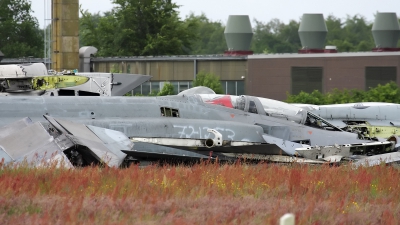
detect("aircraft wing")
(0, 118), (73, 168)
(121, 142), (237, 163)
(44, 116), (131, 167)
(0, 116), (135, 168)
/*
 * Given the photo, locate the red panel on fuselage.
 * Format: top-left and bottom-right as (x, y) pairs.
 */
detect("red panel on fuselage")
(205, 95), (234, 108)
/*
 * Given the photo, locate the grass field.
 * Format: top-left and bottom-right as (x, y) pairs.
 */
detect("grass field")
(0, 162), (399, 224)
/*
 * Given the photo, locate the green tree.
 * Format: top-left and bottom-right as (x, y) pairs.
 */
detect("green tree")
(157, 82), (175, 96)
(364, 82), (400, 103)
(110, 64), (122, 73)
(276, 20), (301, 51)
(286, 90), (327, 105)
(0, 0), (43, 58)
(286, 82), (400, 104)
(326, 15), (374, 52)
(79, 10), (104, 47)
(184, 13), (226, 54)
(193, 71), (223, 94)
(80, 0), (197, 56)
(325, 15), (343, 41)
(251, 19), (299, 53)
(343, 15), (374, 51)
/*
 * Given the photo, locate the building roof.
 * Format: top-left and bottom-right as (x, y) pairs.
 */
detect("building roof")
(91, 55), (248, 62)
(0, 58), (46, 64)
(248, 51), (400, 59)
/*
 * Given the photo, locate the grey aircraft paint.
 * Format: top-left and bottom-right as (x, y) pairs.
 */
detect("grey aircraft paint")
(0, 95), (373, 148)
(0, 92), (398, 166)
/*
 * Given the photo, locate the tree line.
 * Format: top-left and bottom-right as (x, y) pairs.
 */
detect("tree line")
(286, 82), (400, 104)
(2, 0), (400, 58)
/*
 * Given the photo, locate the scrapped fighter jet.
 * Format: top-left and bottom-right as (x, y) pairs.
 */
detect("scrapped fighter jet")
(0, 88), (399, 167)
(294, 102), (400, 139)
(0, 63), (151, 96)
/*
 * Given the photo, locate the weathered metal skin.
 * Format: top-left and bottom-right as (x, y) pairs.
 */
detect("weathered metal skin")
(0, 94), (371, 146)
(0, 94), (398, 166)
(295, 102), (400, 139)
(0, 95), (365, 143)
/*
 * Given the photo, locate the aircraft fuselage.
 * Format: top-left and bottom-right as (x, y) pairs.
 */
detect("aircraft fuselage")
(0, 95), (364, 147)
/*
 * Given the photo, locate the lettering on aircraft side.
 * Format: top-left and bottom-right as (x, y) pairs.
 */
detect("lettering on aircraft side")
(173, 125), (236, 140)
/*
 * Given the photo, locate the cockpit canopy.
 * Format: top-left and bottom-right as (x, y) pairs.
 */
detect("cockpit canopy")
(199, 94), (307, 123)
(198, 94), (342, 131)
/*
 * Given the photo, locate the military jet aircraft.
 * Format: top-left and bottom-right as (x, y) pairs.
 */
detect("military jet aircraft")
(294, 102), (400, 139)
(0, 88), (399, 167)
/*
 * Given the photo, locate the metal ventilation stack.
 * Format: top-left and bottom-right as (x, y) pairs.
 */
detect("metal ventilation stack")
(52, 0), (79, 71)
(79, 46), (98, 72)
(298, 14), (335, 53)
(372, 12), (400, 52)
(224, 15), (253, 56)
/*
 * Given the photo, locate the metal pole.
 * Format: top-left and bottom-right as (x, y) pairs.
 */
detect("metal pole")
(44, 0), (46, 68)
(193, 59), (197, 79)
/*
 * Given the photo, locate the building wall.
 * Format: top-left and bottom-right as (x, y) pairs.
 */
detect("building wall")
(91, 58), (248, 95)
(247, 54), (400, 101)
(92, 59), (247, 81)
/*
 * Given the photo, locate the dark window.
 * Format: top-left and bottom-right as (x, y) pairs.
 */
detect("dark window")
(142, 81), (150, 95)
(248, 101), (258, 114)
(237, 81), (245, 95)
(179, 82), (189, 93)
(78, 91), (100, 96)
(171, 82), (179, 95)
(365, 67), (397, 90)
(151, 82), (160, 93)
(291, 67), (323, 95)
(226, 81), (236, 95)
(132, 85), (141, 96)
(160, 107), (179, 117)
(58, 89), (75, 96)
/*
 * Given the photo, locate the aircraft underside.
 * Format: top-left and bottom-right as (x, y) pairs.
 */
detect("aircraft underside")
(1, 115), (399, 169)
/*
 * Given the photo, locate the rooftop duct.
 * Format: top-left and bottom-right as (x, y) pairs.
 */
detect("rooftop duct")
(224, 15), (253, 56)
(372, 12), (400, 52)
(79, 46), (98, 72)
(298, 14), (334, 53)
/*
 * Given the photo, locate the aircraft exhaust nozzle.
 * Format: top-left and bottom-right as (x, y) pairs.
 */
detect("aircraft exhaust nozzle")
(205, 129), (223, 148)
(205, 139), (215, 148)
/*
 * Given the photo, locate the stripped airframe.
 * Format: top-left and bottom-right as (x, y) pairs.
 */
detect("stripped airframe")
(0, 86), (399, 168)
(294, 102), (400, 139)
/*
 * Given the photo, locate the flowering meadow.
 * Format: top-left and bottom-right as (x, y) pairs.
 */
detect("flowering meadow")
(0, 162), (399, 224)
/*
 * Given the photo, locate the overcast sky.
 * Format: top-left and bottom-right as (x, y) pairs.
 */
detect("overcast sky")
(31, 0), (399, 29)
